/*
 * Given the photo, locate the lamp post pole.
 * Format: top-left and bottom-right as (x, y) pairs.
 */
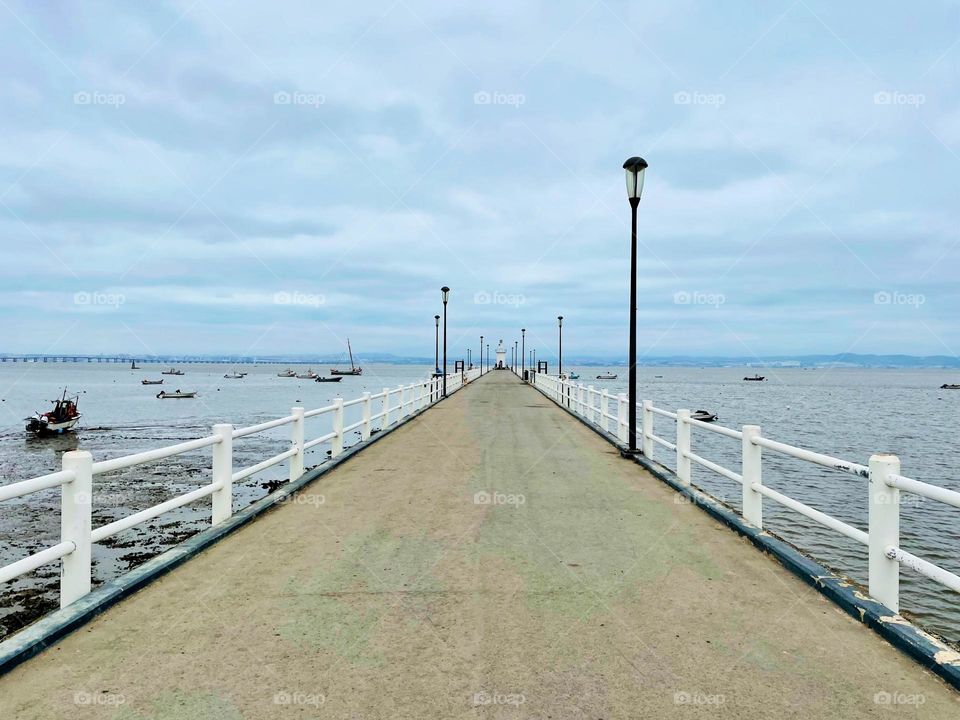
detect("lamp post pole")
(557, 316), (563, 375)
(623, 156), (648, 454)
(434, 315), (440, 375)
(480, 335), (484, 373)
(521, 329), (525, 377)
(441, 287), (450, 397)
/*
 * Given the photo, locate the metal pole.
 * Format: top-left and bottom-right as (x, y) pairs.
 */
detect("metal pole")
(442, 301), (448, 397)
(521, 329), (525, 376)
(628, 198), (639, 453)
(480, 335), (484, 373)
(558, 316), (563, 375)
(434, 315), (440, 374)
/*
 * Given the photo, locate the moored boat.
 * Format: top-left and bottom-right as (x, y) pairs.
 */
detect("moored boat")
(690, 410), (718, 422)
(596, 372), (617, 380)
(277, 369), (297, 378)
(224, 372), (245, 379)
(744, 375), (766, 381)
(25, 390), (81, 435)
(940, 383), (960, 390)
(141, 379), (164, 385)
(296, 369), (318, 379)
(315, 376), (343, 383)
(157, 390), (197, 399)
(330, 339), (363, 375)
(162, 368), (185, 376)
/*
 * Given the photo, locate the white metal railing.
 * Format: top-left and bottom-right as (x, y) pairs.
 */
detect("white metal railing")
(0, 367), (484, 609)
(529, 371), (960, 614)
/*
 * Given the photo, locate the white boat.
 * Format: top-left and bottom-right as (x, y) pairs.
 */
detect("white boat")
(157, 390), (197, 399)
(162, 368), (185, 376)
(224, 372), (244, 379)
(596, 372), (618, 380)
(277, 369), (297, 378)
(25, 390), (81, 435)
(296, 369), (318, 379)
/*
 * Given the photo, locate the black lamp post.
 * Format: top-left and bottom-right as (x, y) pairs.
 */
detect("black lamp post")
(480, 335), (484, 373)
(623, 156), (648, 454)
(434, 315), (440, 375)
(441, 286), (450, 397)
(557, 316), (563, 375)
(514, 341), (518, 373)
(521, 328), (525, 376)
(486, 343), (489, 372)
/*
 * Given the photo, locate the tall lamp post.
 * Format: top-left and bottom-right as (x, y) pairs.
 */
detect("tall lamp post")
(434, 315), (440, 375)
(521, 328), (526, 376)
(514, 341), (518, 374)
(557, 316), (564, 375)
(480, 335), (484, 373)
(441, 286), (450, 397)
(486, 343), (490, 372)
(623, 156), (648, 454)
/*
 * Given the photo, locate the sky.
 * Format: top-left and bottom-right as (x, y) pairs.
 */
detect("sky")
(0, 1), (958, 362)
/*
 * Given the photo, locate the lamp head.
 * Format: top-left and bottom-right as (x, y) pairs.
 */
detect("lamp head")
(622, 156), (648, 201)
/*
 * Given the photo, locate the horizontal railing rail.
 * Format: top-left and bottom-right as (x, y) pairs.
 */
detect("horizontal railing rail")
(528, 370), (960, 615)
(1, 366), (484, 610)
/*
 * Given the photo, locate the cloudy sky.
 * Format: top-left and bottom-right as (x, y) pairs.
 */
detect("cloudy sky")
(1, 1), (958, 360)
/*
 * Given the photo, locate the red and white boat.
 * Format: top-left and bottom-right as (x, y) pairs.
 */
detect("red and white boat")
(25, 390), (81, 435)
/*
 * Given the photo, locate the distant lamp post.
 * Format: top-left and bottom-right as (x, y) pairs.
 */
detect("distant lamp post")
(514, 341), (518, 373)
(557, 316), (564, 375)
(480, 335), (484, 373)
(486, 343), (490, 372)
(441, 286), (450, 397)
(521, 328), (526, 376)
(623, 156), (648, 454)
(434, 315), (441, 375)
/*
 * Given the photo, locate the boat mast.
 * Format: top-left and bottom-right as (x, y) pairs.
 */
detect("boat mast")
(348, 339), (354, 371)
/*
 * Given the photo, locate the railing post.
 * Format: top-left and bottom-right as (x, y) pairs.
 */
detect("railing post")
(642, 400), (653, 458)
(676, 409), (691, 485)
(396, 384), (404, 418)
(332, 398), (344, 458)
(601, 389), (609, 432)
(741, 425), (762, 528)
(212, 423), (234, 524)
(414, 382), (422, 411)
(382, 387), (391, 427)
(289, 407), (305, 482)
(578, 384), (585, 416)
(869, 453), (901, 612)
(60, 450), (93, 607)
(587, 385), (595, 422)
(361, 392), (372, 441)
(617, 393), (628, 443)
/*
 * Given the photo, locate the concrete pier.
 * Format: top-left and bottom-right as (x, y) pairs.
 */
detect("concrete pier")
(1, 371), (956, 717)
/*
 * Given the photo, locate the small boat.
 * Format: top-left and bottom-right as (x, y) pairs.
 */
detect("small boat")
(940, 384), (960, 390)
(141, 379), (164, 385)
(157, 390), (197, 399)
(130, 360), (140, 370)
(277, 369), (297, 378)
(315, 376), (343, 383)
(568, 372), (580, 379)
(596, 372), (618, 380)
(24, 390), (81, 435)
(162, 368), (185, 376)
(744, 375), (766, 381)
(654, 375), (663, 379)
(296, 369), (318, 379)
(224, 372), (245, 379)
(690, 410), (718, 423)
(330, 339), (363, 375)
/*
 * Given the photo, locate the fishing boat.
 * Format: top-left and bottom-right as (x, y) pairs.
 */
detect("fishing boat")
(141, 379), (164, 385)
(277, 369), (297, 378)
(296, 369), (318, 379)
(157, 390), (197, 399)
(224, 372), (245, 379)
(744, 375), (766, 381)
(162, 368), (185, 376)
(940, 384), (960, 390)
(596, 372), (618, 380)
(690, 410), (718, 422)
(24, 390), (81, 435)
(330, 339), (363, 376)
(315, 376), (343, 383)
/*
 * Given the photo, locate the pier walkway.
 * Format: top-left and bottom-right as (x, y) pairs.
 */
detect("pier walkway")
(1, 371), (956, 718)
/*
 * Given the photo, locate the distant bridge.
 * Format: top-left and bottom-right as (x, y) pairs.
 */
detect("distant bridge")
(0, 356), (339, 365)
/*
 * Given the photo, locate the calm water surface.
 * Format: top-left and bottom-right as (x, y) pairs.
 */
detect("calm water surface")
(1, 363), (958, 644)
